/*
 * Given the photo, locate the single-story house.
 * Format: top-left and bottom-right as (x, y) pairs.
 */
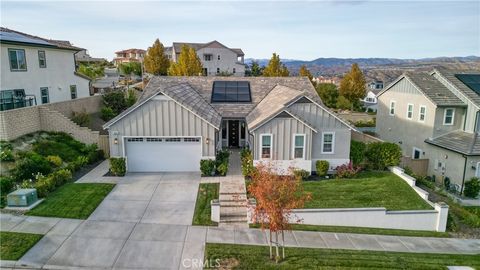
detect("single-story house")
(103, 76), (354, 173)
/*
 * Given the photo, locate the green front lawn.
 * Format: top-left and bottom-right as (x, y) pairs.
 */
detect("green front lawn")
(303, 171), (432, 210)
(249, 223), (450, 238)
(205, 243), (480, 269)
(0, 232), (43, 260)
(193, 183), (219, 226)
(27, 183), (114, 219)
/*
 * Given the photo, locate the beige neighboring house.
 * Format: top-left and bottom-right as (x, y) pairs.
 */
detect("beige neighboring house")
(75, 49), (106, 64)
(0, 27), (91, 111)
(103, 77), (353, 173)
(376, 68), (480, 193)
(113, 48), (146, 66)
(165, 40), (245, 76)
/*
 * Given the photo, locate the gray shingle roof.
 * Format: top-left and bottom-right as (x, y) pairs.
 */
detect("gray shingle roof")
(172, 41), (244, 56)
(405, 72), (466, 107)
(425, 130), (480, 156)
(434, 67), (480, 107)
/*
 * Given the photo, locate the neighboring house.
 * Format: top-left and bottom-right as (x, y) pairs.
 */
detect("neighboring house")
(113, 48), (146, 66)
(0, 27), (91, 111)
(376, 68), (480, 192)
(75, 49), (106, 64)
(103, 77), (353, 173)
(368, 80), (384, 90)
(312, 76), (341, 86)
(165, 40), (245, 76)
(362, 89), (381, 112)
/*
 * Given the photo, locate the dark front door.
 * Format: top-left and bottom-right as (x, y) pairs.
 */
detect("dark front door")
(228, 120), (239, 147)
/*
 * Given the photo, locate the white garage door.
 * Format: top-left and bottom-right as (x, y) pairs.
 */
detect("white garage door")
(125, 137), (202, 172)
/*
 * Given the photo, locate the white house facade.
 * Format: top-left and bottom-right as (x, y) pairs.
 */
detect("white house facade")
(0, 27), (90, 111)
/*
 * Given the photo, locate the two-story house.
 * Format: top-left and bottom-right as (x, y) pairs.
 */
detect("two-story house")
(165, 41), (245, 77)
(0, 27), (91, 111)
(376, 68), (480, 193)
(113, 48), (146, 66)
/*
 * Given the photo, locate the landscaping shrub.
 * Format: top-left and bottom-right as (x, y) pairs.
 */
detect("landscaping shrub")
(216, 162), (228, 176)
(0, 149), (14, 162)
(84, 144), (103, 164)
(109, 157), (126, 176)
(11, 152), (52, 182)
(315, 160), (329, 177)
(200, 159), (216, 176)
(46, 155), (63, 167)
(365, 142), (402, 170)
(126, 89), (137, 107)
(353, 119), (376, 127)
(101, 106), (116, 121)
(0, 141), (13, 151)
(71, 156), (89, 171)
(34, 175), (55, 198)
(464, 177), (480, 198)
(335, 162), (361, 179)
(293, 169), (309, 181)
(71, 110), (91, 127)
(103, 91), (127, 114)
(350, 140), (366, 166)
(50, 169), (73, 187)
(241, 148), (255, 178)
(0, 177), (14, 197)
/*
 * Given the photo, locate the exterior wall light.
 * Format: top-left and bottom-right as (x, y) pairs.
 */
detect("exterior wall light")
(114, 138), (118, 145)
(205, 138), (210, 144)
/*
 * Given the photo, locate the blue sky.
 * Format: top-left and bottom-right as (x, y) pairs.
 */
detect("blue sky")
(1, 1), (479, 61)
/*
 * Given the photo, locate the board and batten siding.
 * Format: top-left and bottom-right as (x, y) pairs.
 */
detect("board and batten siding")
(108, 97), (217, 157)
(252, 117), (312, 160)
(288, 102), (351, 162)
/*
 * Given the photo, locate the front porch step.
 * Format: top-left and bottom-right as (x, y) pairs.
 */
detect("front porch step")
(220, 216), (248, 223)
(219, 194), (247, 201)
(220, 202), (247, 207)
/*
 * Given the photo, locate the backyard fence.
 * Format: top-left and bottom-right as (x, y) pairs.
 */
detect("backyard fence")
(400, 157), (429, 176)
(98, 135), (110, 157)
(351, 130), (383, 143)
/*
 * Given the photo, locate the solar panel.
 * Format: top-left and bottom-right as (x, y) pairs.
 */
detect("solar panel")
(0, 31), (53, 46)
(455, 74), (480, 96)
(211, 81), (251, 102)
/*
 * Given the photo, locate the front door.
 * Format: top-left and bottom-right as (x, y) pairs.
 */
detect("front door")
(228, 120), (239, 147)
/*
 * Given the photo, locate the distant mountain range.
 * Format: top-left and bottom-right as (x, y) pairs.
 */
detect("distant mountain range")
(245, 56), (480, 84)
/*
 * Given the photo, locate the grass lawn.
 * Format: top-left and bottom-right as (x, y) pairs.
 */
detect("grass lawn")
(303, 171), (432, 210)
(249, 223), (449, 238)
(0, 232), (43, 260)
(193, 183), (219, 226)
(204, 243), (480, 270)
(27, 183), (114, 219)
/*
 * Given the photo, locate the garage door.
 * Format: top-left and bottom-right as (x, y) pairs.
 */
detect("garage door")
(125, 137), (202, 172)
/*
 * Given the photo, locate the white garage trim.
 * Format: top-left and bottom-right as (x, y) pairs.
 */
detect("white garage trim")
(122, 136), (203, 172)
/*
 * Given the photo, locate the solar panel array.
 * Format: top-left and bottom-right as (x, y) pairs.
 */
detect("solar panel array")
(455, 74), (480, 96)
(211, 81), (251, 102)
(0, 31), (53, 46)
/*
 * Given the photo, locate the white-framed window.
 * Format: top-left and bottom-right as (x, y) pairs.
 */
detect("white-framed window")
(203, 54), (212, 61)
(293, 134), (305, 159)
(8, 48), (27, 71)
(419, 105), (426, 122)
(260, 134), (272, 159)
(443, 108), (455, 125)
(40, 87), (49, 104)
(70, 85), (77, 99)
(476, 162), (480, 177)
(406, 103), (414, 120)
(38, 50), (46, 68)
(412, 147), (422, 159)
(389, 101), (396, 115)
(321, 132), (335, 154)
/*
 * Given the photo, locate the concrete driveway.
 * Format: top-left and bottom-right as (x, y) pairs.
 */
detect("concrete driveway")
(18, 172), (205, 270)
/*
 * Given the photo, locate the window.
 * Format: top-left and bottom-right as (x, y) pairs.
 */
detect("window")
(293, 134), (305, 159)
(476, 162), (480, 177)
(412, 147), (422, 159)
(443, 108), (455, 125)
(40, 87), (49, 104)
(203, 54), (212, 61)
(216, 68), (220, 74)
(233, 68), (236, 74)
(221, 121), (227, 139)
(211, 81), (251, 103)
(366, 97), (375, 102)
(240, 121), (246, 139)
(217, 55), (221, 60)
(203, 68), (208, 76)
(8, 49), (27, 71)
(389, 101), (395, 115)
(261, 134), (272, 159)
(406, 103), (414, 119)
(165, 137), (181, 142)
(321, 132), (335, 154)
(419, 106), (426, 122)
(70, 85), (77, 99)
(38, 50), (46, 68)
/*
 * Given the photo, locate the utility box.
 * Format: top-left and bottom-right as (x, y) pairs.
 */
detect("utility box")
(7, 189), (38, 207)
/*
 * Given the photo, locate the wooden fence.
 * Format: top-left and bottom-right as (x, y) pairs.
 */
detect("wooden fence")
(351, 130), (383, 143)
(400, 157), (429, 176)
(98, 135), (110, 157)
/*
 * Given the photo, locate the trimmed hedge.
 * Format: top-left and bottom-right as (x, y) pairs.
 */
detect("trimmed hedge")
(464, 178), (480, 198)
(200, 159), (216, 176)
(109, 157), (126, 176)
(365, 142), (402, 170)
(316, 160), (329, 177)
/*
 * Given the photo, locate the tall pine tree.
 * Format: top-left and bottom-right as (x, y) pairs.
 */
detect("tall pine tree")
(168, 45), (203, 76)
(263, 53), (289, 77)
(339, 63), (366, 105)
(144, 39), (170, 75)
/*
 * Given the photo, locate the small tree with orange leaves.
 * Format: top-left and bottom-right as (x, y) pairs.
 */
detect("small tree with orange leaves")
(248, 164), (311, 263)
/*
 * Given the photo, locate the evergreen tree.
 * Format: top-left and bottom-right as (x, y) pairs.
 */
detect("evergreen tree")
(299, 65), (314, 84)
(168, 45), (203, 76)
(144, 39), (170, 75)
(263, 53), (289, 77)
(247, 60), (263, 77)
(339, 63), (366, 105)
(315, 83), (338, 108)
